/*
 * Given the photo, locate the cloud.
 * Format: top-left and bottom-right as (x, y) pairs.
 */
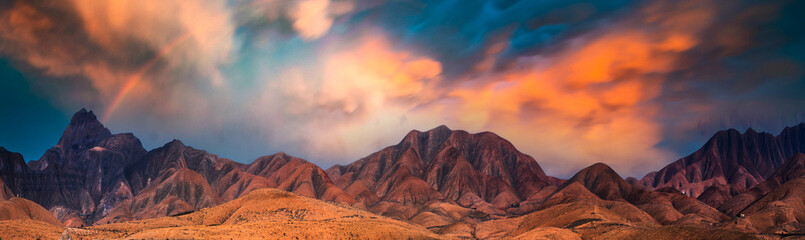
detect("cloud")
(242, 0), (706, 176)
(291, 0), (353, 40)
(70, 0), (235, 85)
(374, 0), (716, 177)
(249, 33), (444, 161)
(446, 28), (690, 176)
(0, 0), (803, 178)
(0, 0), (237, 119)
(243, 0), (354, 40)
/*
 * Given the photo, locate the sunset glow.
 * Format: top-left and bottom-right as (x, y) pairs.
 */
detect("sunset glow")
(0, 0), (803, 178)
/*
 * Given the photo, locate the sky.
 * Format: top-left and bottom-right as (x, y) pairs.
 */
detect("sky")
(0, 0), (804, 178)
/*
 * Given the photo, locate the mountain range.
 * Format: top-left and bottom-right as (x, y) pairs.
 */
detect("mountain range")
(1, 108), (804, 239)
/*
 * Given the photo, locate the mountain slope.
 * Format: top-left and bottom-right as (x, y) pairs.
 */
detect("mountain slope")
(476, 200), (756, 240)
(325, 125), (555, 232)
(0, 109), (359, 227)
(0, 197), (63, 226)
(544, 163), (728, 225)
(0, 109), (146, 225)
(74, 188), (443, 239)
(327, 126), (553, 208)
(723, 176), (805, 234)
(246, 152), (355, 203)
(109, 140), (354, 223)
(718, 153), (805, 218)
(641, 125), (805, 198)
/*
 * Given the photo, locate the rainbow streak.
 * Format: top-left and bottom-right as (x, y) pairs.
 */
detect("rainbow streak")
(101, 32), (192, 122)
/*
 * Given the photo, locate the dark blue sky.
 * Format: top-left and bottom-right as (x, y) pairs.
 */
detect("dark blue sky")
(0, 59), (69, 160)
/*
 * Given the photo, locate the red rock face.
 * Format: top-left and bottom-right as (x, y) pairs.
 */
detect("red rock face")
(2, 108), (803, 234)
(118, 140), (354, 222)
(642, 125), (805, 199)
(0, 178), (13, 200)
(722, 159), (805, 235)
(718, 153), (805, 217)
(0, 109), (354, 226)
(0, 198), (63, 227)
(99, 168), (223, 224)
(326, 125), (554, 217)
(246, 152), (356, 203)
(0, 109), (146, 223)
(544, 163), (728, 225)
(0, 147), (28, 198)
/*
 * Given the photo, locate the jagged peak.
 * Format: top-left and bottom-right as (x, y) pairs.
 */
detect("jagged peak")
(586, 162), (619, 175)
(702, 128), (747, 146)
(414, 125), (453, 138)
(780, 122), (805, 134)
(707, 126), (781, 141)
(163, 139), (186, 148)
(68, 108), (103, 126)
(399, 125), (455, 147)
(270, 151), (306, 162)
(569, 162), (626, 185)
(716, 128), (741, 136)
(430, 124), (451, 133)
(56, 108), (112, 151)
(253, 151), (307, 165)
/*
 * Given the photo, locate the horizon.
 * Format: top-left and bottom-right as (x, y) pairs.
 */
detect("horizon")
(6, 107), (805, 179)
(1, 0), (804, 178)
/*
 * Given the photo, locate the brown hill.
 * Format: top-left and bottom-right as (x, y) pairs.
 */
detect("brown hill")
(0, 109), (360, 226)
(114, 140), (354, 223)
(0, 219), (63, 240)
(246, 152), (355, 203)
(96, 168), (223, 224)
(642, 124), (805, 199)
(0, 178), (12, 200)
(544, 163), (729, 226)
(72, 188), (443, 239)
(325, 125), (556, 234)
(722, 177), (805, 234)
(0, 197), (62, 227)
(718, 153), (805, 216)
(327, 125), (553, 213)
(718, 153), (805, 234)
(0, 109), (146, 225)
(476, 200), (756, 240)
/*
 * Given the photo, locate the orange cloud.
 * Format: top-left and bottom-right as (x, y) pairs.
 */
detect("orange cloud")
(290, 0), (354, 40)
(1, 0), (750, 177)
(0, 1), (236, 122)
(251, 34), (444, 160)
(245, 0), (720, 175)
(437, 1), (714, 176)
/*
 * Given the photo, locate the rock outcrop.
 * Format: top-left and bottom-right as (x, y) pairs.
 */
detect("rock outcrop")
(641, 125), (805, 199)
(0, 109), (355, 226)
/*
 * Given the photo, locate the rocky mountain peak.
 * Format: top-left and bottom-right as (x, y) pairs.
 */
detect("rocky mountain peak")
(164, 139), (186, 149)
(431, 124), (452, 134)
(566, 162), (630, 193)
(56, 109), (112, 153)
(644, 122), (805, 198)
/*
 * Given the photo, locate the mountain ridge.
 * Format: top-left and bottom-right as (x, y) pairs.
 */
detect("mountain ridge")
(1, 108), (805, 238)
(639, 125), (805, 198)
(0, 109), (354, 226)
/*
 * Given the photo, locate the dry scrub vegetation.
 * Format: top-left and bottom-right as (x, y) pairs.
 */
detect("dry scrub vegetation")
(65, 188), (443, 239)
